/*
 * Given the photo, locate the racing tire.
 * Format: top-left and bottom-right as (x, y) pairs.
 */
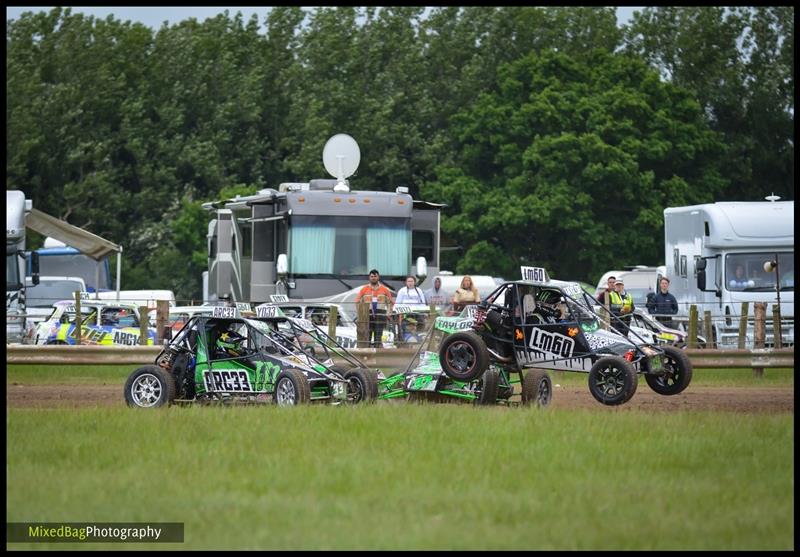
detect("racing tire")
(439, 330), (489, 382)
(645, 345), (693, 396)
(588, 357), (638, 406)
(124, 365), (176, 408)
(521, 369), (552, 407)
(475, 367), (499, 406)
(344, 368), (379, 404)
(273, 368), (311, 406)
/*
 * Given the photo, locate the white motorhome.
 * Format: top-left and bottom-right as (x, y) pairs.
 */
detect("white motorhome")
(6, 190), (39, 343)
(663, 199), (793, 348)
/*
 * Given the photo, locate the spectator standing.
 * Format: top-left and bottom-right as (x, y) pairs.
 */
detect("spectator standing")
(608, 278), (634, 336)
(646, 277), (679, 327)
(354, 269), (395, 347)
(424, 277), (450, 310)
(395, 275), (426, 340)
(452, 275), (481, 312)
(596, 276), (616, 306)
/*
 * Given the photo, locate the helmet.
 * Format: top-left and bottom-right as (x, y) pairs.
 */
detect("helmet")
(216, 330), (246, 357)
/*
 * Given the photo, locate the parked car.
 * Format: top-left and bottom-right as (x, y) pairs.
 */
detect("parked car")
(32, 299), (156, 346)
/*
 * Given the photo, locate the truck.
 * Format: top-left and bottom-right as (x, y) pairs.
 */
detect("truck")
(29, 237), (112, 293)
(203, 134), (443, 303)
(6, 190), (39, 343)
(663, 199), (794, 348)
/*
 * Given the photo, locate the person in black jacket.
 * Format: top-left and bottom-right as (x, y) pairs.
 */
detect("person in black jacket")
(646, 277), (679, 327)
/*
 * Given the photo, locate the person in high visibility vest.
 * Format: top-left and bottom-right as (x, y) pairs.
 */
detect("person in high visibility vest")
(608, 278), (635, 337)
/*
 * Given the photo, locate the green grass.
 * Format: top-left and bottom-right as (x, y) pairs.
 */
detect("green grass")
(6, 405), (794, 550)
(6, 364), (795, 387)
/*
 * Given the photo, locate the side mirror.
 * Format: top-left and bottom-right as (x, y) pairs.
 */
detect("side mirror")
(697, 269), (706, 291)
(30, 251), (40, 286)
(276, 253), (288, 276)
(416, 256), (427, 281)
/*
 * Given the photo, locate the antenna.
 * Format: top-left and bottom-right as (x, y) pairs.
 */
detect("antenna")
(765, 193), (781, 202)
(322, 134), (360, 193)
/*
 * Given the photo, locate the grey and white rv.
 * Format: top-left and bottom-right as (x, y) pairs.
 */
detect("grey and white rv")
(203, 135), (443, 302)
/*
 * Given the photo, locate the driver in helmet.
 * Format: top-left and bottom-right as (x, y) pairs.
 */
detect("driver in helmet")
(215, 327), (249, 360)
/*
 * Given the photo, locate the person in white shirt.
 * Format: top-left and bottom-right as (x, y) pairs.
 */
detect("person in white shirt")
(394, 275), (426, 341)
(395, 275), (426, 305)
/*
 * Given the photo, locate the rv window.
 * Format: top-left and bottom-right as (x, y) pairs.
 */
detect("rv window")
(412, 230), (435, 266)
(680, 255), (687, 278)
(240, 223), (252, 258)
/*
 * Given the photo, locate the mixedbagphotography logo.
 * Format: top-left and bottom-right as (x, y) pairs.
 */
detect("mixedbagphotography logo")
(7, 522), (184, 543)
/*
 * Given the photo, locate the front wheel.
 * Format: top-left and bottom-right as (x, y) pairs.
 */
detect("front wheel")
(588, 357), (638, 406)
(475, 367), (499, 406)
(645, 345), (693, 396)
(273, 368), (311, 406)
(344, 368), (378, 404)
(124, 365), (176, 408)
(439, 330), (489, 382)
(521, 369), (552, 407)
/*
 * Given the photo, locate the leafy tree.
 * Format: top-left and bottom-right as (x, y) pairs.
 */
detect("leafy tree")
(424, 50), (727, 282)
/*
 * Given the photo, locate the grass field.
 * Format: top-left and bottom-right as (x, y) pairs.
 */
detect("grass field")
(6, 364), (795, 550)
(6, 407), (794, 549)
(6, 364), (796, 388)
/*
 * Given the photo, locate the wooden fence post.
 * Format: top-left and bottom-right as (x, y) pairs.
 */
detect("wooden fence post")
(74, 291), (82, 345)
(753, 302), (766, 377)
(139, 306), (149, 345)
(156, 300), (170, 344)
(687, 305), (698, 348)
(772, 304), (782, 349)
(703, 310), (714, 349)
(737, 302), (749, 350)
(328, 305), (338, 342)
(357, 300), (369, 348)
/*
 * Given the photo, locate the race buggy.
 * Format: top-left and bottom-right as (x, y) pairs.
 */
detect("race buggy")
(437, 267), (693, 406)
(124, 306), (378, 408)
(377, 304), (552, 407)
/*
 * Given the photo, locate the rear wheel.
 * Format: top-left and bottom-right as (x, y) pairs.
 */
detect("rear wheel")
(344, 368), (378, 404)
(475, 367), (499, 405)
(439, 331), (489, 382)
(645, 346), (693, 395)
(124, 365), (176, 408)
(588, 357), (638, 406)
(273, 368), (311, 406)
(521, 369), (552, 407)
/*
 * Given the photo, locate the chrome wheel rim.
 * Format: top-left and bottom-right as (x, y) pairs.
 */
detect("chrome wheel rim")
(276, 378), (297, 405)
(131, 373), (162, 407)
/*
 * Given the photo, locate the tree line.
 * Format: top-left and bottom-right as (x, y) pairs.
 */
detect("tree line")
(6, 7), (794, 300)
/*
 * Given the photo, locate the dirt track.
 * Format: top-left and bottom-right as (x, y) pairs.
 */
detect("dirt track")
(5, 383), (794, 412)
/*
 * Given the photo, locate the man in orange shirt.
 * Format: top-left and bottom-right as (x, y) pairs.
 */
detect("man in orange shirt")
(355, 269), (395, 347)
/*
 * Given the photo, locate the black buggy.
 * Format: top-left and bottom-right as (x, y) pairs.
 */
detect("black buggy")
(437, 267), (693, 406)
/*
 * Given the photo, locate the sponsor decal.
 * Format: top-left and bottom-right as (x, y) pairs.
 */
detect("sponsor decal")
(584, 331), (623, 350)
(568, 327), (579, 337)
(528, 328), (575, 358)
(406, 374), (437, 391)
(270, 294), (289, 303)
(515, 328), (523, 340)
(515, 328), (591, 371)
(67, 325), (109, 345)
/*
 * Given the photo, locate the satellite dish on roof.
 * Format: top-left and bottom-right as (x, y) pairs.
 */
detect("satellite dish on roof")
(322, 134), (360, 193)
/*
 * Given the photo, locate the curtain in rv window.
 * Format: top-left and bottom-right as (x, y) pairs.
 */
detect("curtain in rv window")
(290, 225), (335, 273)
(367, 225), (408, 276)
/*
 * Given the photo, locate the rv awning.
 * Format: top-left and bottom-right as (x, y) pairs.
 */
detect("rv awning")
(25, 209), (121, 260)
